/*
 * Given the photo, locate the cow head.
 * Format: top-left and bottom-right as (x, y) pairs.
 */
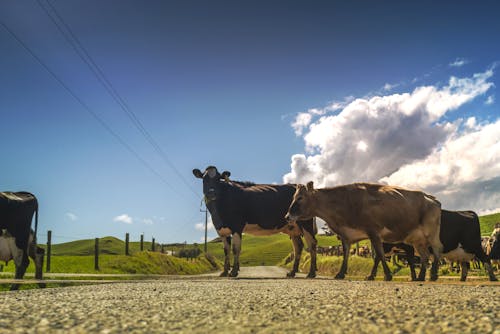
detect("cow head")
(285, 181), (315, 222)
(192, 166), (231, 202)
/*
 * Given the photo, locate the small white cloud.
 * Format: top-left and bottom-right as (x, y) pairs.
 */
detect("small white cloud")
(114, 214), (133, 224)
(449, 58), (468, 67)
(195, 221), (214, 231)
(65, 212), (78, 221)
(383, 83), (398, 91)
(485, 95), (495, 105)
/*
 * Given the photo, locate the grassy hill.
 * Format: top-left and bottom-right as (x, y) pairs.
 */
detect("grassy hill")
(41, 237), (154, 256)
(479, 212), (500, 235)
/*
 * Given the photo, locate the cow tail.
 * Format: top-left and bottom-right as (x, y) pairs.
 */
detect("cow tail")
(34, 199), (39, 243)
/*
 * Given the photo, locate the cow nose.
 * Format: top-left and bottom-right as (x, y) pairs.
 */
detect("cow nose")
(206, 188), (216, 200)
(285, 213), (292, 222)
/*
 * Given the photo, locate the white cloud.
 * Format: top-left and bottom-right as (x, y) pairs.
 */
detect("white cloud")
(65, 212), (78, 221)
(485, 95), (495, 105)
(114, 214), (133, 224)
(285, 69), (498, 213)
(383, 83), (398, 91)
(195, 218), (214, 231)
(449, 58), (469, 67)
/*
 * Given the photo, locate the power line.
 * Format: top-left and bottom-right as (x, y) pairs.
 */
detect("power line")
(37, 0), (201, 200)
(0, 20), (196, 204)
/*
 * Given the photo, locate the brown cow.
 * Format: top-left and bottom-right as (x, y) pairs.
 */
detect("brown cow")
(285, 182), (443, 281)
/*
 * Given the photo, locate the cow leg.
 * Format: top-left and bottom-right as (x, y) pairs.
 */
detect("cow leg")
(369, 236), (392, 281)
(414, 245), (430, 281)
(366, 253), (381, 280)
(303, 226), (317, 278)
(220, 236), (231, 277)
(460, 262), (469, 282)
(406, 247), (418, 281)
(429, 250), (441, 281)
(11, 250), (29, 291)
(474, 247), (498, 281)
(229, 233), (241, 277)
(287, 236), (303, 278)
(335, 239), (350, 279)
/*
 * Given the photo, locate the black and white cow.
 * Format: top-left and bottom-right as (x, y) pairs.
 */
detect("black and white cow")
(0, 191), (44, 290)
(368, 210), (497, 281)
(0, 229), (45, 290)
(193, 166), (317, 278)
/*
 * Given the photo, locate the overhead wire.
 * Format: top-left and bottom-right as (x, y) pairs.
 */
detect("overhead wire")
(37, 0), (201, 200)
(0, 20), (196, 204)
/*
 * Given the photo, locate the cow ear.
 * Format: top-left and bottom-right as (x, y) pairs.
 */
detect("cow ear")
(221, 171), (231, 181)
(193, 169), (203, 178)
(306, 181), (314, 192)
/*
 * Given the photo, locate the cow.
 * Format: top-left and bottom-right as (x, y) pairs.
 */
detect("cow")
(285, 182), (443, 281)
(368, 210), (498, 281)
(0, 191), (44, 290)
(0, 229), (45, 290)
(487, 224), (500, 270)
(193, 166), (317, 278)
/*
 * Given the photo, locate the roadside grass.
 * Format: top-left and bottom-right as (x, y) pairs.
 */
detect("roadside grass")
(0, 251), (220, 276)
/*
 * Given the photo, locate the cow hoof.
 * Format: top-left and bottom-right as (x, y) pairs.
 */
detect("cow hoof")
(219, 271), (229, 277)
(334, 273), (345, 280)
(229, 271), (239, 277)
(286, 271), (296, 278)
(306, 272), (316, 279)
(430, 275), (438, 282)
(384, 275), (393, 282)
(489, 276), (498, 282)
(366, 276), (375, 281)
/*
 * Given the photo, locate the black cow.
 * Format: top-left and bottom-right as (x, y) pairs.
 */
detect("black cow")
(193, 166), (317, 278)
(0, 191), (44, 289)
(368, 210), (498, 281)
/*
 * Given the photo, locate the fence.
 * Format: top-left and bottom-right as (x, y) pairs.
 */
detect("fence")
(45, 231), (168, 272)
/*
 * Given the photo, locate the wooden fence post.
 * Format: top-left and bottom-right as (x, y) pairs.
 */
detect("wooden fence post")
(152, 237), (155, 252)
(140, 234), (144, 251)
(125, 233), (129, 256)
(46, 230), (52, 272)
(161, 244), (164, 253)
(94, 238), (99, 271)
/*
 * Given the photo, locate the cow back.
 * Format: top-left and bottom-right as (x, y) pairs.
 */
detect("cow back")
(215, 182), (296, 230)
(0, 192), (38, 250)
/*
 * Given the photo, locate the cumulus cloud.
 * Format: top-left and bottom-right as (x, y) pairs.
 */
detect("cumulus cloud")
(284, 69), (499, 213)
(65, 212), (78, 221)
(114, 214), (133, 224)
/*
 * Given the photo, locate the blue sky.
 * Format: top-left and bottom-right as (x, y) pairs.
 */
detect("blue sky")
(1, 1), (499, 244)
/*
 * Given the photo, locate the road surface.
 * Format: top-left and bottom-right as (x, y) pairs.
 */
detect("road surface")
(0, 267), (498, 333)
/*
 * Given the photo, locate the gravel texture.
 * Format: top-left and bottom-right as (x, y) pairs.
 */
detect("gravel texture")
(0, 267), (498, 334)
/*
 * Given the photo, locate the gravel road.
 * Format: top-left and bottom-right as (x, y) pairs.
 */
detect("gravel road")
(1, 267), (498, 334)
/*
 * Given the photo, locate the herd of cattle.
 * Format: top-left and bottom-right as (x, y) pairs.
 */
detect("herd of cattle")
(1, 166), (498, 290)
(193, 165), (500, 282)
